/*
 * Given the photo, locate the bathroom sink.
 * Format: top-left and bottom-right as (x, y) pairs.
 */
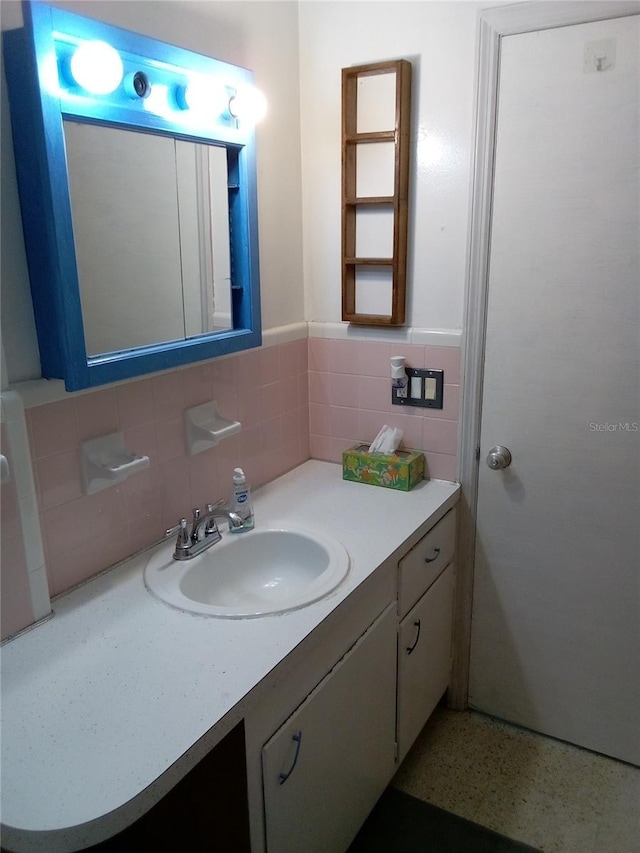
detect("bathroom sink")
(144, 527), (350, 618)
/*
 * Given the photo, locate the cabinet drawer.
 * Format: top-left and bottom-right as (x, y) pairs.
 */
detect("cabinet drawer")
(398, 508), (456, 618)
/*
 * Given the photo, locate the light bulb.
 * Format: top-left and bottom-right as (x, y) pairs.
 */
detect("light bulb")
(143, 84), (173, 119)
(181, 77), (229, 116)
(228, 85), (267, 123)
(69, 41), (123, 95)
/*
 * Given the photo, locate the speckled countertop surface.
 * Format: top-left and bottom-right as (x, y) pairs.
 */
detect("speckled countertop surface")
(0, 461), (458, 851)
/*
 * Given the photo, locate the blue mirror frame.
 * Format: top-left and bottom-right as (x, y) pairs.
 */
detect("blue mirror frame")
(3, 1), (261, 391)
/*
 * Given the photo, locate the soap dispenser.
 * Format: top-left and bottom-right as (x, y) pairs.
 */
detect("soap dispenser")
(230, 467), (254, 532)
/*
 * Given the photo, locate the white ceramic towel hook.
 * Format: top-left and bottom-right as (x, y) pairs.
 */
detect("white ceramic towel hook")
(81, 432), (150, 495)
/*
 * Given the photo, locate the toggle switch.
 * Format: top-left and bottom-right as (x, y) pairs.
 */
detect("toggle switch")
(424, 377), (437, 401)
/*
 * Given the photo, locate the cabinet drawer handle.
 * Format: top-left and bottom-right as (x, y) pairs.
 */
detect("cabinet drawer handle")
(278, 731), (302, 785)
(424, 547), (441, 564)
(406, 619), (421, 654)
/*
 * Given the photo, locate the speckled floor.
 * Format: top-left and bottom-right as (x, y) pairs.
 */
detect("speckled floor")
(392, 706), (640, 853)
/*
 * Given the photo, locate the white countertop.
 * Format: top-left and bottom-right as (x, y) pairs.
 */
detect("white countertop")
(0, 461), (458, 852)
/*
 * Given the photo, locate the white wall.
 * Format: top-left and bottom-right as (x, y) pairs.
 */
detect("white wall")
(298, 0), (484, 333)
(0, 0), (304, 384)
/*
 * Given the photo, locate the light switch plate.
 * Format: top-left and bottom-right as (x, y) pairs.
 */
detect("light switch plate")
(392, 368), (443, 409)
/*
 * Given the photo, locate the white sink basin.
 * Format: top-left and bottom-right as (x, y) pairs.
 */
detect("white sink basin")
(144, 527), (350, 618)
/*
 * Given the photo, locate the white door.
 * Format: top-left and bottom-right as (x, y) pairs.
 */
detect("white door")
(469, 14), (639, 765)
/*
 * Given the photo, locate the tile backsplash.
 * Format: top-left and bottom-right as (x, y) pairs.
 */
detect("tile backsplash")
(308, 338), (460, 481)
(25, 338), (309, 602)
(1, 333), (460, 641)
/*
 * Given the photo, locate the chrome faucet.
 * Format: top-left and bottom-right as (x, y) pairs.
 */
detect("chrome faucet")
(165, 501), (244, 560)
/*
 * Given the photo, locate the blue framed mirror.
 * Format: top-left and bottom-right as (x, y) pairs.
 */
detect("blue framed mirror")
(3, 1), (262, 391)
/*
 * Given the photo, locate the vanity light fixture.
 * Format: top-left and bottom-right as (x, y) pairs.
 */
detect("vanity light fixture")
(59, 31), (267, 126)
(64, 39), (267, 125)
(68, 39), (123, 94)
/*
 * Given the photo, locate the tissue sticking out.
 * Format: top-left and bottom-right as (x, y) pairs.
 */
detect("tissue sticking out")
(369, 425), (403, 455)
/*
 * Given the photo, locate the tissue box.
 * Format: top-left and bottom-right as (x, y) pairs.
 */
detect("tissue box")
(342, 444), (425, 491)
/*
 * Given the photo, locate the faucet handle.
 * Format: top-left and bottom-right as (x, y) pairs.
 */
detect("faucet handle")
(165, 518), (187, 537)
(165, 518), (190, 551)
(204, 503), (219, 536)
(190, 507), (202, 541)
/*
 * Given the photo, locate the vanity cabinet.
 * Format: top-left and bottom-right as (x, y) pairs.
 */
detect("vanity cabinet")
(261, 604), (397, 853)
(0, 461), (460, 853)
(396, 508), (457, 763)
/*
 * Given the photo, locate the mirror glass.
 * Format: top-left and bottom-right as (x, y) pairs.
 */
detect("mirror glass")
(64, 121), (233, 356)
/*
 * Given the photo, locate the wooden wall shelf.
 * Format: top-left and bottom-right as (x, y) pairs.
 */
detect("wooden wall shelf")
(341, 59), (412, 326)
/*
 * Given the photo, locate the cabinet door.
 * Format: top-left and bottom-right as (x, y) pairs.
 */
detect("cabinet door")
(397, 564), (455, 763)
(262, 604), (397, 853)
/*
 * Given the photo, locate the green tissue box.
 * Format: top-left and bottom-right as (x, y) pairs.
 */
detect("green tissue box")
(342, 444), (425, 491)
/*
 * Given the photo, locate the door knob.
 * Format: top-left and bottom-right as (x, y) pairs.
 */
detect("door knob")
(486, 446), (512, 470)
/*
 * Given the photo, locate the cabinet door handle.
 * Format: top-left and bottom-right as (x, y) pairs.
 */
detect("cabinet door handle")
(278, 731), (302, 785)
(424, 547), (440, 564)
(406, 619), (421, 654)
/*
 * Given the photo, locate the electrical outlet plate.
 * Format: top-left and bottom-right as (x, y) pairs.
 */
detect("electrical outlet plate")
(392, 368), (444, 409)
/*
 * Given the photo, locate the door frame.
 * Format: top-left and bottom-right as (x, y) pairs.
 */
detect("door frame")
(450, 0), (640, 709)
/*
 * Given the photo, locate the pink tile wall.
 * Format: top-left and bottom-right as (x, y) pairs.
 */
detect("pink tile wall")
(308, 338), (460, 482)
(0, 424), (35, 639)
(26, 340), (309, 598)
(4, 334), (458, 631)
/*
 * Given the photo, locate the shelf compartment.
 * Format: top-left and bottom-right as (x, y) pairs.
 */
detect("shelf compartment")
(343, 263), (396, 322)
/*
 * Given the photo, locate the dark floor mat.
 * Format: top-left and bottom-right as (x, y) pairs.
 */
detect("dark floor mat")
(348, 787), (542, 853)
